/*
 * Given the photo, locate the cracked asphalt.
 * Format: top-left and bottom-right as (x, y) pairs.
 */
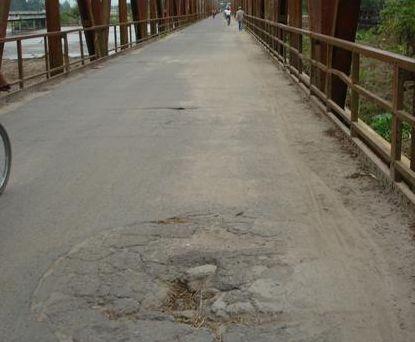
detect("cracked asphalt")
(1, 17), (415, 341)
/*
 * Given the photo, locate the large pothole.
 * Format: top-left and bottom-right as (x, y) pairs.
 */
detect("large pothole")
(31, 211), (331, 341)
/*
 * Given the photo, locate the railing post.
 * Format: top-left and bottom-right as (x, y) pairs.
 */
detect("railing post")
(16, 39), (24, 89)
(390, 65), (405, 182)
(114, 25), (118, 52)
(272, 23), (275, 51)
(129, 24), (133, 47)
(309, 34), (315, 98)
(79, 30), (85, 65)
(63, 33), (70, 73)
(324, 45), (333, 113)
(411, 74), (415, 172)
(43, 36), (50, 78)
(283, 30), (287, 66)
(350, 52), (360, 136)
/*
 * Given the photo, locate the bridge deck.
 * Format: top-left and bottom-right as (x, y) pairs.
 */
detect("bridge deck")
(0, 18), (414, 341)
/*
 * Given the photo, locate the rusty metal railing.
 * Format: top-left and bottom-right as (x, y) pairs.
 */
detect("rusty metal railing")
(245, 14), (415, 191)
(0, 13), (204, 94)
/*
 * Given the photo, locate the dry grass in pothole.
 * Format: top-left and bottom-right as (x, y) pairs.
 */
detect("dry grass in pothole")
(164, 279), (200, 311)
(163, 279), (223, 338)
(163, 279), (217, 328)
(163, 279), (283, 340)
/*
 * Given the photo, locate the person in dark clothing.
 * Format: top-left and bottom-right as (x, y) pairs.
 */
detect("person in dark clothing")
(235, 7), (245, 31)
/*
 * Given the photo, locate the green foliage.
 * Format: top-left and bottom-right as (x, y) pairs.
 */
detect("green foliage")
(356, 28), (378, 45)
(380, 0), (415, 55)
(370, 113), (411, 142)
(60, 1), (80, 26)
(361, 0), (386, 10)
(60, 1), (72, 12)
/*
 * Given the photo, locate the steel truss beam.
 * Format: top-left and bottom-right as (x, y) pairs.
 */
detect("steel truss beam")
(91, 0), (111, 57)
(150, 0), (157, 35)
(288, 0), (302, 70)
(131, 0), (147, 41)
(277, 0), (288, 56)
(119, 0), (128, 49)
(0, 0), (11, 90)
(308, 0), (361, 108)
(46, 0), (64, 75)
(77, 0), (111, 59)
(77, 0), (97, 58)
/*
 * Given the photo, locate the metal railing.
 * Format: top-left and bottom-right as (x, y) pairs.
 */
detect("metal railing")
(0, 13), (205, 93)
(245, 14), (415, 191)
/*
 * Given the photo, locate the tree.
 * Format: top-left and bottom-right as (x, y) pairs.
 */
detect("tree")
(11, 0), (29, 11)
(380, 0), (415, 56)
(361, 0), (385, 10)
(60, 1), (80, 25)
(60, 0), (72, 12)
(27, 0), (45, 10)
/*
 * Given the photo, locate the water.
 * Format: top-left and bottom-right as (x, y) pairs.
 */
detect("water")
(3, 26), (145, 60)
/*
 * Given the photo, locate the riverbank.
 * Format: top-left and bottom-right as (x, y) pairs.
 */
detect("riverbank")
(1, 57), (85, 93)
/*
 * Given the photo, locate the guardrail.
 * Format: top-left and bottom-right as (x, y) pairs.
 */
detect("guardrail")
(0, 13), (205, 94)
(245, 14), (415, 191)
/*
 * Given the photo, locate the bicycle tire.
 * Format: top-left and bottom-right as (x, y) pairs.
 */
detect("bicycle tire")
(0, 124), (11, 195)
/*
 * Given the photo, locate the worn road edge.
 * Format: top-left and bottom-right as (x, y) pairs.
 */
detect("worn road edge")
(247, 30), (415, 211)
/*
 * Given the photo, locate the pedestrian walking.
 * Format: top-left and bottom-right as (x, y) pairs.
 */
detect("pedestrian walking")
(224, 7), (231, 26)
(235, 7), (245, 31)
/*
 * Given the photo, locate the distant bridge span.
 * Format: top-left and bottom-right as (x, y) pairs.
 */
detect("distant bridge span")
(7, 10), (47, 33)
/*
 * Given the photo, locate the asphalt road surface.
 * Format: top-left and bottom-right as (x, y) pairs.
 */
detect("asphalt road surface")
(0, 18), (415, 341)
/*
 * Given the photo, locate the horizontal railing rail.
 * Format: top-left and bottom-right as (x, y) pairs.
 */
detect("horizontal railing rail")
(0, 13), (206, 94)
(245, 14), (415, 191)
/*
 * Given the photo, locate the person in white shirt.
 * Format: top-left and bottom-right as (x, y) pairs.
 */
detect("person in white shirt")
(224, 7), (231, 26)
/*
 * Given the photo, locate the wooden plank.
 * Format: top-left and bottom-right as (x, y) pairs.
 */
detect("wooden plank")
(395, 160), (415, 189)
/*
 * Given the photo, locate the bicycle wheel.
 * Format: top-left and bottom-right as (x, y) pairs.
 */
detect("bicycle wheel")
(0, 124), (11, 195)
